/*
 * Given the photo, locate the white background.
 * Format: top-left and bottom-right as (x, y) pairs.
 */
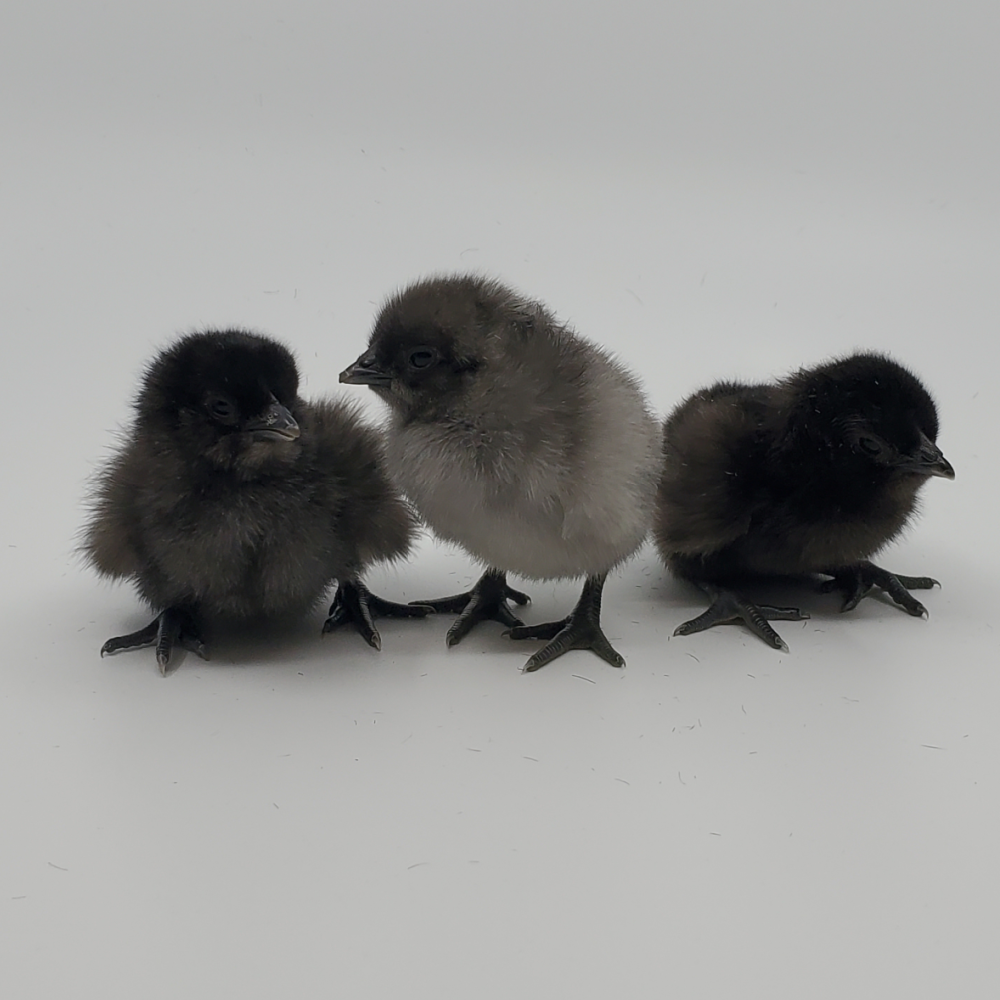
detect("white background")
(2, 1), (998, 996)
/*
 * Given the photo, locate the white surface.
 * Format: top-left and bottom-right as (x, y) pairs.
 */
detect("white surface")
(2, 2), (998, 997)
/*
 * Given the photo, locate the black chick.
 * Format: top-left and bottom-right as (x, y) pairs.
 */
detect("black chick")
(82, 329), (427, 674)
(654, 351), (954, 650)
(339, 274), (661, 672)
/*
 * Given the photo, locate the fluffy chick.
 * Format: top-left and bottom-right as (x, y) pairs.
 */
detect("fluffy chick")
(340, 274), (662, 672)
(82, 329), (427, 674)
(654, 351), (955, 650)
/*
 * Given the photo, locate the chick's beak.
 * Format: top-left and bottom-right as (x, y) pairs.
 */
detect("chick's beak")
(340, 353), (392, 386)
(903, 431), (955, 479)
(245, 401), (300, 442)
(925, 451), (956, 480)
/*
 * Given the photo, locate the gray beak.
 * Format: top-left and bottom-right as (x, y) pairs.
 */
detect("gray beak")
(901, 431), (955, 479)
(245, 400), (300, 441)
(340, 354), (392, 387)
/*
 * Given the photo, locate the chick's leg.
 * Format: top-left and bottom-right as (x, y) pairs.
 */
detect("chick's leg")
(410, 568), (530, 647)
(674, 584), (807, 652)
(820, 561), (939, 617)
(508, 574), (625, 672)
(323, 579), (434, 651)
(100, 607), (207, 676)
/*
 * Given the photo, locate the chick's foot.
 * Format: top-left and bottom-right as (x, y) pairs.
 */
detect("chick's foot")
(674, 584), (807, 652)
(820, 561), (939, 617)
(412, 569), (530, 647)
(323, 579), (433, 651)
(508, 574), (624, 672)
(100, 607), (207, 676)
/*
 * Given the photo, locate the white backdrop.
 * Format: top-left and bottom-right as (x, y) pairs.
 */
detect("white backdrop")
(2, 2), (998, 997)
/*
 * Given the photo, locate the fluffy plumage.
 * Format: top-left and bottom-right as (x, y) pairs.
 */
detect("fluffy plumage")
(340, 274), (662, 671)
(82, 329), (426, 674)
(654, 351), (955, 650)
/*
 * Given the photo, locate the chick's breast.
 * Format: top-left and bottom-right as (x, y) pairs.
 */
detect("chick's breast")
(385, 349), (660, 581)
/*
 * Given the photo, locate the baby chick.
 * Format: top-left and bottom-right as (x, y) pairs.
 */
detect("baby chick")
(82, 329), (427, 674)
(654, 351), (954, 650)
(340, 274), (661, 671)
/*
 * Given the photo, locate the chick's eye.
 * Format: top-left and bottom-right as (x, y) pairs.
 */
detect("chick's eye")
(206, 396), (237, 422)
(408, 349), (437, 370)
(858, 436), (883, 457)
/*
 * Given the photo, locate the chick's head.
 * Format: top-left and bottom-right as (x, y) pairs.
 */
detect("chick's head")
(138, 329), (302, 474)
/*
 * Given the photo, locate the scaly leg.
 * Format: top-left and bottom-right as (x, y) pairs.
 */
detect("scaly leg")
(323, 579), (434, 650)
(508, 574), (625, 672)
(820, 561), (939, 617)
(101, 607), (207, 676)
(674, 584), (808, 652)
(411, 569), (530, 648)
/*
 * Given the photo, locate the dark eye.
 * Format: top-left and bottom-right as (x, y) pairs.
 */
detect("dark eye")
(206, 395), (237, 423)
(858, 436), (883, 457)
(407, 348), (437, 370)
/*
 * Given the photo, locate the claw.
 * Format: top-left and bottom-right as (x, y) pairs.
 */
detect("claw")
(100, 608), (206, 675)
(674, 584), (806, 651)
(415, 569), (529, 647)
(322, 579), (430, 649)
(509, 574), (625, 672)
(821, 562), (939, 618)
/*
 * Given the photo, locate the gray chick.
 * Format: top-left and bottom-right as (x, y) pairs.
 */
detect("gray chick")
(339, 274), (661, 672)
(82, 328), (428, 675)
